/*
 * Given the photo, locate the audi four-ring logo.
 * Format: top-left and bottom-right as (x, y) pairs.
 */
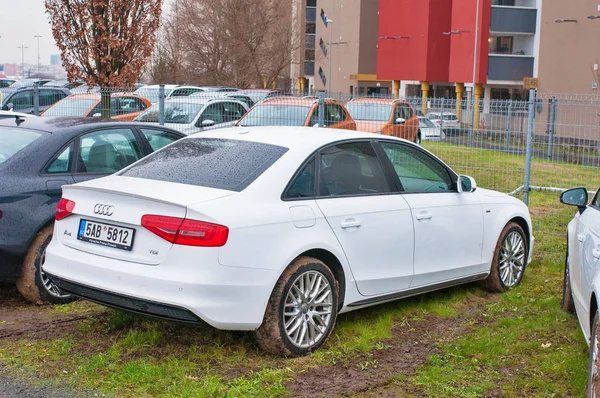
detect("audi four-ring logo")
(94, 204), (114, 216)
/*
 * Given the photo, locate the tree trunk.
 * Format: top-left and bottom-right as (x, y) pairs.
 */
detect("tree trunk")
(100, 87), (111, 119)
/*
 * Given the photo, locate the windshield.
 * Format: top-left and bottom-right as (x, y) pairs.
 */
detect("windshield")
(43, 98), (98, 117)
(419, 118), (435, 128)
(345, 103), (392, 121)
(121, 138), (288, 192)
(0, 127), (44, 164)
(136, 102), (204, 124)
(134, 87), (174, 103)
(238, 105), (311, 126)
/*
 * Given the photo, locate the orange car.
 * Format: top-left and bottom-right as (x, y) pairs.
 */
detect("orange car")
(235, 97), (356, 130)
(345, 98), (420, 144)
(42, 93), (151, 120)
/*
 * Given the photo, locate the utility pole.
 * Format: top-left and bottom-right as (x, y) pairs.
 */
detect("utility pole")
(34, 35), (42, 77)
(327, 19), (333, 95)
(18, 44), (28, 79)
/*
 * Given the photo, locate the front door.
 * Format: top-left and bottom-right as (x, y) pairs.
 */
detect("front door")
(315, 141), (414, 296)
(377, 141), (484, 287)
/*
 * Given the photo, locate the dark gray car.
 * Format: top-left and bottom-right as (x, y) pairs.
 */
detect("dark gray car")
(0, 117), (185, 304)
(1, 87), (71, 115)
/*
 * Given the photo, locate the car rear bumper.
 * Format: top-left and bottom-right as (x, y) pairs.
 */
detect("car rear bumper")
(43, 238), (278, 330)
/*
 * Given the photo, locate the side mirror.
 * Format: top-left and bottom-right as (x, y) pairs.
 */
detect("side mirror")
(92, 113), (101, 118)
(312, 123), (320, 128)
(560, 187), (588, 214)
(395, 117), (406, 124)
(457, 175), (477, 193)
(201, 119), (215, 128)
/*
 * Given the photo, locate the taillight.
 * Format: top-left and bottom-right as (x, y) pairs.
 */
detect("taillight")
(141, 215), (229, 247)
(56, 198), (75, 221)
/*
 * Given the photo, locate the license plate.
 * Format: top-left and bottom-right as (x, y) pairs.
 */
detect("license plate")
(77, 219), (135, 251)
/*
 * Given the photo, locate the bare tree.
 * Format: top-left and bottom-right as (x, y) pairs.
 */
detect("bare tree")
(45, 0), (162, 117)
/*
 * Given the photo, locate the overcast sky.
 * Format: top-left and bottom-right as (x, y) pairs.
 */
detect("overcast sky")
(0, 0), (173, 65)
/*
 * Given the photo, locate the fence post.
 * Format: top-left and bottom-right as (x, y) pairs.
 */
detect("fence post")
(33, 85), (40, 116)
(318, 91), (325, 128)
(547, 97), (557, 160)
(505, 100), (512, 151)
(440, 99), (445, 138)
(158, 84), (165, 126)
(523, 89), (536, 206)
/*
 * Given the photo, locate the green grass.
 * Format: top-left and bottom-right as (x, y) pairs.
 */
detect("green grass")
(0, 142), (595, 397)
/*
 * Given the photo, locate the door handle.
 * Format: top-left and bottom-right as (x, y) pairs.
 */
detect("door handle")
(593, 249), (600, 259)
(341, 219), (361, 229)
(577, 234), (585, 242)
(416, 212), (432, 220)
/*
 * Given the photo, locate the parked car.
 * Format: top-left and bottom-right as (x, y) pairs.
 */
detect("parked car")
(133, 85), (188, 105)
(43, 80), (81, 90)
(0, 117), (185, 304)
(1, 87), (70, 114)
(560, 187), (600, 396)
(0, 78), (16, 88)
(191, 91), (256, 109)
(134, 96), (249, 134)
(426, 112), (461, 135)
(346, 98), (420, 143)
(42, 93), (151, 120)
(43, 126), (533, 355)
(70, 85), (101, 94)
(418, 116), (445, 141)
(235, 97), (356, 130)
(8, 79), (54, 90)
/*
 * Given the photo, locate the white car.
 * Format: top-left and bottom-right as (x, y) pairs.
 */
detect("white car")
(418, 116), (445, 141)
(134, 97), (248, 135)
(560, 187), (600, 396)
(426, 112), (461, 135)
(43, 126), (533, 356)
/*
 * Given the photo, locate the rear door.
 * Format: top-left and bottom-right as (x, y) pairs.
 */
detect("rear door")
(315, 140), (414, 296)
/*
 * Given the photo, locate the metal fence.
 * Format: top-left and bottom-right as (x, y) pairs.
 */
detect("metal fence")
(4, 85), (599, 243)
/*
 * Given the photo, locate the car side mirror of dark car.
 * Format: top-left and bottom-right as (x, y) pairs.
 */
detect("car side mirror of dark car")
(560, 187), (588, 214)
(457, 175), (477, 193)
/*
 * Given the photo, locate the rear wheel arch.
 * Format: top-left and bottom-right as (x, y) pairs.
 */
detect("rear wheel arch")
(293, 249), (346, 310)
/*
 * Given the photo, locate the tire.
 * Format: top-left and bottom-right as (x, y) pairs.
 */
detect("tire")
(15, 224), (74, 305)
(562, 248), (576, 313)
(414, 131), (421, 146)
(589, 311), (600, 398)
(481, 222), (528, 293)
(255, 256), (338, 356)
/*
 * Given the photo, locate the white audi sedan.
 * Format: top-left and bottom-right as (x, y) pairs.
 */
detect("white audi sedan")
(560, 187), (600, 395)
(43, 126), (533, 356)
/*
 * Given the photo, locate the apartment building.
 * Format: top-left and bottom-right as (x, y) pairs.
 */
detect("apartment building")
(290, 0), (390, 95)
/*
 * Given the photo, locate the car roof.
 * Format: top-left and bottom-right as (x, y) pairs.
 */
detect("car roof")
(62, 93), (141, 100)
(256, 97), (317, 107)
(192, 126), (405, 149)
(348, 98), (409, 105)
(0, 116), (180, 135)
(138, 84), (180, 90)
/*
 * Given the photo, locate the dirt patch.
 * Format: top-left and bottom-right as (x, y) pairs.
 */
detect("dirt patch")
(286, 290), (498, 398)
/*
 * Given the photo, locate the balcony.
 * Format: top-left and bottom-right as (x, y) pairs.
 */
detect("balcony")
(490, 6), (537, 34)
(488, 54), (534, 81)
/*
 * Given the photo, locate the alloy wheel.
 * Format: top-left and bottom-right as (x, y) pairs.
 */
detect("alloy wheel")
(499, 231), (525, 287)
(40, 249), (70, 298)
(283, 270), (333, 349)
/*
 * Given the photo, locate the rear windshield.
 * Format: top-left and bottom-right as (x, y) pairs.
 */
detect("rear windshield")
(345, 103), (392, 121)
(121, 138), (288, 192)
(0, 127), (44, 164)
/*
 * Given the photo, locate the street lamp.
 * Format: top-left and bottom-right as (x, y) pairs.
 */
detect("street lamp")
(34, 35), (42, 77)
(17, 44), (28, 79)
(326, 18), (333, 95)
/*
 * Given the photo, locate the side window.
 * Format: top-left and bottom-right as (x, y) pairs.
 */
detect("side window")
(319, 141), (390, 196)
(76, 128), (141, 173)
(45, 144), (73, 174)
(380, 142), (454, 193)
(285, 157), (315, 199)
(393, 104), (403, 121)
(401, 104), (414, 119)
(222, 102), (246, 122)
(325, 104), (345, 125)
(10, 91), (33, 109)
(199, 103), (225, 125)
(141, 128), (181, 151)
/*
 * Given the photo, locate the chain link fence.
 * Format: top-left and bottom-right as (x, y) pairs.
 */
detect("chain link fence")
(4, 84), (599, 243)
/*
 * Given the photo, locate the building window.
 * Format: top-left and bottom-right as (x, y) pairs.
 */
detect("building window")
(319, 38), (327, 56)
(306, 22), (316, 34)
(307, 0), (316, 6)
(304, 62), (315, 76)
(489, 36), (513, 54)
(305, 49), (315, 61)
(305, 34), (315, 49)
(306, 6), (316, 22)
(492, 0), (515, 5)
(319, 67), (326, 85)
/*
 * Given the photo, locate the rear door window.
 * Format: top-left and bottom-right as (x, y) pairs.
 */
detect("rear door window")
(0, 127), (44, 164)
(140, 128), (182, 151)
(45, 144), (73, 173)
(121, 138), (288, 192)
(77, 128), (141, 173)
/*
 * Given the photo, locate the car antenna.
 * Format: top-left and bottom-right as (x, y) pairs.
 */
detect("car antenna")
(14, 115), (25, 126)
